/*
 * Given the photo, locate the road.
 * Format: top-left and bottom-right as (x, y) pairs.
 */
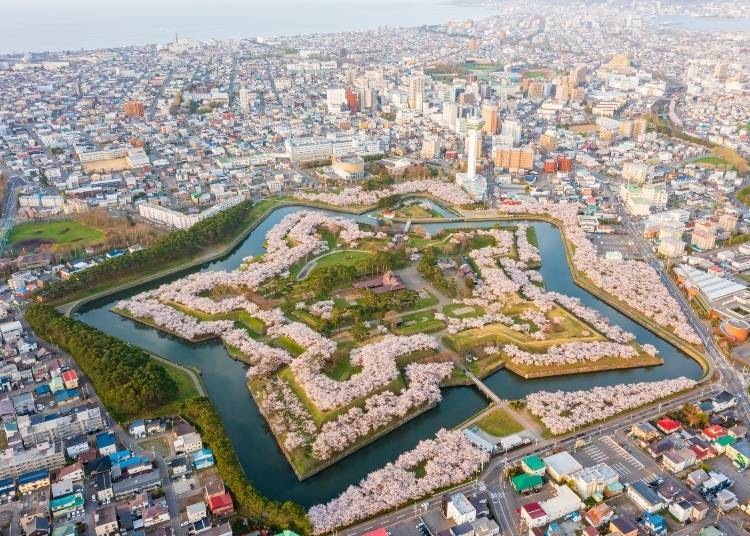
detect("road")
(601, 178), (750, 427)
(19, 316), (185, 535)
(348, 183), (750, 536)
(340, 383), (723, 536)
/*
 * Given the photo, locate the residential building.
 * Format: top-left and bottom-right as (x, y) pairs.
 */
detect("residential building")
(0, 442), (65, 480)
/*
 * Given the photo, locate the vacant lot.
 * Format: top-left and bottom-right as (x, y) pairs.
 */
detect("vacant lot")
(10, 220), (105, 249)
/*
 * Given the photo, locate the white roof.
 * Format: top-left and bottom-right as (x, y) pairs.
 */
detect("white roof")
(676, 264), (746, 301)
(543, 451), (583, 476)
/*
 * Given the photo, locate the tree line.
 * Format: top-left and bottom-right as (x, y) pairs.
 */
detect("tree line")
(25, 304), (177, 421)
(180, 397), (312, 534)
(37, 200), (257, 302)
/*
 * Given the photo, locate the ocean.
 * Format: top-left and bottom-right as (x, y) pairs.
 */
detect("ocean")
(1, 0), (491, 54)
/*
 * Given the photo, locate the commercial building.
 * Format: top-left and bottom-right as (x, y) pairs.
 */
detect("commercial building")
(543, 451), (583, 482)
(138, 195), (244, 230)
(619, 183), (668, 216)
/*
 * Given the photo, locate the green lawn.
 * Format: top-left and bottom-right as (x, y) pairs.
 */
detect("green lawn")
(10, 220), (105, 247)
(393, 310), (446, 335)
(314, 250), (374, 269)
(273, 336), (305, 356)
(475, 407), (524, 437)
(443, 303), (485, 319)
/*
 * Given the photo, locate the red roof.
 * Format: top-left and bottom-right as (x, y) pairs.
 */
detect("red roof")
(656, 417), (681, 433)
(364, 530), (388, 536)
(521, 501), (547, 519)
(62, 370), (78, 382)
(207, 493), (234, 514)
(702, 425), (727, 440)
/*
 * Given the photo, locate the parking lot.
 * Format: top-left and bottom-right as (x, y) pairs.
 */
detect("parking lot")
(590, 232), (641, 260)
(708, 456), (750, 504)
(573, 435), (659, 485)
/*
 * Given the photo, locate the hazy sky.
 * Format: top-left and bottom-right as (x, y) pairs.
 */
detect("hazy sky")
(2, 0), (482, 54)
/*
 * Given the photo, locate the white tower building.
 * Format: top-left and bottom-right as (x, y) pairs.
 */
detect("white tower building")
(455, 117), (487, 201)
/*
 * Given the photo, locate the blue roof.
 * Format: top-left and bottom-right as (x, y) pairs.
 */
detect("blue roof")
(18, 469), (49, 484)
(96, 432), (115, 448)
(34, 385), (51, 395)
(0, 478), (15, 490)
(118, 456), (150, 470)
(109, 450), (132, 463)
(54, 389), (80, 402)
(190, 449), (214, 461)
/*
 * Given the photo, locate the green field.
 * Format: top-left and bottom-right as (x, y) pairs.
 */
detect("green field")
(694, 156), (734, 170)
(314, 250), (374, 269)
(393, 310), (446, 335)
(523, 70), (547, 79)
(10, 220), (105, 247)
(476, 407), (524, 437)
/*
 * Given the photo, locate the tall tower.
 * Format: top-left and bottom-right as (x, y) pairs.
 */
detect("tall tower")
(466, 117), (483, 179)
(455, 117), (487, 201)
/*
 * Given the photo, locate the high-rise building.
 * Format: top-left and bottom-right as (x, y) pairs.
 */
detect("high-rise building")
(492, 146), (535, 170)
(554, 76), (569, 102)
(714, 62), (728, 80)
(346, 89), (359, 114)
(421, 136), (441, 159)
(408, 75), (424, 112)
(123, 100), (144, 117)
(481, 103), (498, 135)
(239, 88), (251, 112)
(691, 218), (717, 251)
(455, 117), (487, 200)
(539, 130), (557, 151)
(569, 65), (587, 88)
(442, 102), (458, 129)
(500, 119), (522, 145)
(717, 210), (739, 233)
(326, 88), (347, 112)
